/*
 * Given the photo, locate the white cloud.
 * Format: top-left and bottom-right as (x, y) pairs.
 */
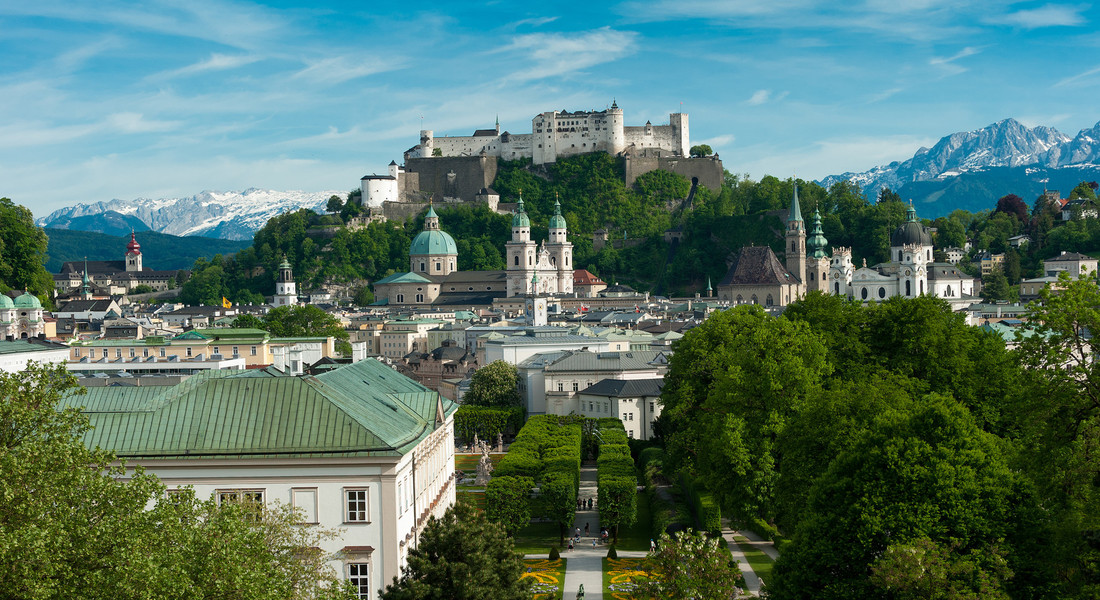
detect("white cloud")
(732, 134), (936, 181)
(292, 55), (398, 84)
(498, 27), (639, 81)
(697, 134), (735, 149)
(747, 90), (771, 105)
(154, 53), (261, 80)
(106, 112), (181, 133)
(986, 4), (1088, 28)
(1054, 64), (1100, 87)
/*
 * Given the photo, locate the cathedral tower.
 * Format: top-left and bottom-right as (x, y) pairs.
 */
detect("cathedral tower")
(806, 209), (830, 293)
(274, 257), (298, 307)
(785, 183), (807, 289)
(125, 231), (143, 272)
(506, 196), (537, 296)
(546, 196), (573, 294)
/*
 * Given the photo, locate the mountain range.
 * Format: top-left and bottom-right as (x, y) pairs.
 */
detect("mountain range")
(819, 118), (1100, 217)
(36, 189), (346, 241)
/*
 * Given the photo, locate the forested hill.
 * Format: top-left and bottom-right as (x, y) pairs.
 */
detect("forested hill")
(175, 153), (1100, 306)
(45, 229), (252, 273)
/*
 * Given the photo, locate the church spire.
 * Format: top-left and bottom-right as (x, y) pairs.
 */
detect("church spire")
(788, 182), (804, 223)
(808, 208), (829, 259)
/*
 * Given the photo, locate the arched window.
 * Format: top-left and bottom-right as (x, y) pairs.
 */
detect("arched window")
(751, 295), (758, 304)
(420, 262), (426, 272)
(920, 280), (924, 295)
(736, 295), (743, 303)
(514, 255), (519, 266)
(810, 272), (815, 281)
(834, 282), (840, 294)
(861, 287), (868, 300)
(766, 294), (774, 306)
(905, 280), (911, 296)
(396, 294), (404, 303)
(791, 241), (796, 252)
(878, 287), (886, 298)
(415, 294), (424, 303)
(898, 250), (902, 261)
(435, 262), (441, 271)
(947, 285), (953, 296)
(551, 257), (556, 266)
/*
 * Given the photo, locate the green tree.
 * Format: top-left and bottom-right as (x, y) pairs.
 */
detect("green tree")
(769, 396), (1022, 600)
(878, 187), (903, 204)
(381, 500), (532, 600)
(0, 362), (353, 600)
(869, 537), (1011, 600)
(326, 195), (344, 214)
(0, 198), (54, 302)
(231, 313), (266, 329)
(689, 144), (713, 158)
(352, 285), (374, 306)
(981, 268), (1013, 302)
(485, 475), (533, 536)
(464, 360), (521, 408)
(262, 305), (351, 354)
(634, 529), (743, 599)
(130, 284), (154, 294)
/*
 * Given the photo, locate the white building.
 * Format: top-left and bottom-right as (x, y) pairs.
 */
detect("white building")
(66, 359), (457, 599)
(577, 378), (663, 440)
(516, 349), (666, 416)
(0, 340), (69, 373)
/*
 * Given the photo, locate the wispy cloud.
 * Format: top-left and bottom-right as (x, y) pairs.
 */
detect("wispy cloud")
(512, 16), (559, 28)
(734, 134), (937, 181)
(106, 112), (181, 134)
(153, 53), (261, 80)
(929, 46), (981, 75)
(746, 90), (788, 105)
(986, 4), (1088, 28)
(293, 55), (399, 84)
(868, 87), (904, 103)
(498, 27), (639, 81)
(1054, 64), (1100, 87)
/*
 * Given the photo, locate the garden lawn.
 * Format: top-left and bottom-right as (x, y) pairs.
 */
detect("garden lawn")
(608, 490), (652, 551)
(521, 558), (566, 599)
(454, 452), (505, 471)
(456, 488), (486, 512)
(513, 520), (567, 556)
(733, 534), (775, 585)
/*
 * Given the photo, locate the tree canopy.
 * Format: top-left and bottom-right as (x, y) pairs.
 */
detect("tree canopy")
(0, 198), (53, 304)
(464, 360), (521, 408)
(379, 500), (531, 600)
(634, 529), (743, 599)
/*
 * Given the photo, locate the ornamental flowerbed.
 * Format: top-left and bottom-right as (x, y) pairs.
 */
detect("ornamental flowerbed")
(521, 558), (566, 599)
(603, 557), (647, 599)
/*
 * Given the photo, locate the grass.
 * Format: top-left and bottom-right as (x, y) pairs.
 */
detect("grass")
(733, 535), (776, 585)
(456, 489), (486, 512)
(513, 520), (567, 556)
(521, 558), (566, 599)
(608, 490), (652, 551)
(602, 557), (646, 600)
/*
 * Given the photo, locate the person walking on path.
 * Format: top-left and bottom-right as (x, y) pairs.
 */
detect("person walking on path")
(585, 523), (590, 536)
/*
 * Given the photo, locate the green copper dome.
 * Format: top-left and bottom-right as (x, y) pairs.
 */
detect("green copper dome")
(807, 209), (829, 259)
(411, 205), (457, 256)
(0, 295), (13, 309)
(513, 197), (531, 228)
(14, 292), (41, 309)
(549, 198), (567, 230)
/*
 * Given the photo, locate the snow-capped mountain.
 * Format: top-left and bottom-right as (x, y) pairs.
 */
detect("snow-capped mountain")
(819, 118), (1100, 196)
(36, 189), (346, 240)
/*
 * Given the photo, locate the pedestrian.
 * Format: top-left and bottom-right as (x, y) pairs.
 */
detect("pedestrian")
(588, 498), (593, 510)
(592, 538), (596, 548)
(576, 527), (581, 539)
(568, 538), (574, 551)
(585, 523), (590, 536)
(650, 538), (656, 552)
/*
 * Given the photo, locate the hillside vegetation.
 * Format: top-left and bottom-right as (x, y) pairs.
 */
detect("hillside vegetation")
(174, 153), (1100, 305)
(45, 229), (252, 273)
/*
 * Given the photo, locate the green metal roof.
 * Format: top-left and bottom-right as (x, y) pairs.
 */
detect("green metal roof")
(410, 229), (457, 256)
(512, 197), (530, 228)
(375, 272), (432, 285)
(194, 328), (269, 341)
(64, 359), (457, 459)
(549, 198), (567, 230)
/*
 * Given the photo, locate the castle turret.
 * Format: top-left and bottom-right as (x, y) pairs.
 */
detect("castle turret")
(274, 257), (298, 307)
(785, 183), (807, 288)
(125, 231), (142, 273)
(608, 100), (625, 156)
(806, 209), (830, 293)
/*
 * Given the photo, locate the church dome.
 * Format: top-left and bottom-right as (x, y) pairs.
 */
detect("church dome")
(0, 295), (14, 309)
(14, 292), (41, 309)
(410, 229), (457, 256)
(126, 231), (141, 254)
(890, 204), (932, 247)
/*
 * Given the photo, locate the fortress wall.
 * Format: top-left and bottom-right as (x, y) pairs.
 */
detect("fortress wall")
(404, 156), (497, 203)
(624, 155), (725, 191)
(623, 125), (680, 154)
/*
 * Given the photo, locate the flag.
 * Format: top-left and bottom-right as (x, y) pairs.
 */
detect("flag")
(222, 296), (232, 309)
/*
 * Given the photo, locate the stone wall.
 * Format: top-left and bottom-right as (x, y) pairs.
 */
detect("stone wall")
(404, 156), (497, 203)
(624, 154), (724, 191)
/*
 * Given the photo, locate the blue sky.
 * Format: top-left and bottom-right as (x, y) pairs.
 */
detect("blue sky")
(4, 0), (1099, 218)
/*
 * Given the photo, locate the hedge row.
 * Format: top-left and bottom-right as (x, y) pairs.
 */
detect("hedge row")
(454, 405), (525, 443)
(681, 472), (722, 534)
(485, 415), (583, 537)
(641, 449), (691, 539)
(596, 419), (637, 540)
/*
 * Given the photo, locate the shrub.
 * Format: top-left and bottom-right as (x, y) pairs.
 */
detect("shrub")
(606, 545), (618, 559)
(549, 546), (560, 560)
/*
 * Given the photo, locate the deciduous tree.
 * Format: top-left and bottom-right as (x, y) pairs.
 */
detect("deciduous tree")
(464, 360), (521, 408)
(634, 529), (743, 599)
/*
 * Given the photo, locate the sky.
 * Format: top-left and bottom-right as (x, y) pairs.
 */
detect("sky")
(4, 0), (1100, 219)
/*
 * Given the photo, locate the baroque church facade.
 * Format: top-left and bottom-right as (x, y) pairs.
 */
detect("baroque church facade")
(54, 232), (188, 296)
(373, 200), (573, 307)
(718, 187), (976, 308)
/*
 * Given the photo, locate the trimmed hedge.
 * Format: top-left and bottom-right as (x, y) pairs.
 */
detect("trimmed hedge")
(681, 472), (722, 534)
(596, 419), (638, 539)
(454, 405), (524, 443)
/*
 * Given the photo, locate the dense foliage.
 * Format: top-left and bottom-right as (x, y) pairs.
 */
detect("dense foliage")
(379, 500), (531, 600)
(659, 292), (1100, 599)
(634, 529), (743, 599)
(231, 305), (351, 354)
(462, 360), (521, 408)
(0, 198), (53, 304)
(0, 362), (353, 600)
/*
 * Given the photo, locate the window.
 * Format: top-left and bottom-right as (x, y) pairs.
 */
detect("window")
(74, 349), (80, 358)
(348, 563), (370, 599)
(129, 348), (135, 357)
(861, 288), (869, 300)
(420, 262), (425, 272)
(650, 402), (655, 413)
(397, 294), (404, 303)
(435, 262), (441, 271)
(292, 488), (318, 523)
(217, 489), (264, 505)
(213, 346), (219, 355)
(514, 255), (519, 266)
(572, 382), (579, 392)
(115, 349), (122, 358)
(558, 382), (564, 392)
(232, 346), (238, 356)
(186, 347), (193, 357)
(878, 287), (886, 299)
(251, 346), (257, 356)
(159, 348), (166, 357)
(143, 348), (149, 357)
(346, 489), (369, 522)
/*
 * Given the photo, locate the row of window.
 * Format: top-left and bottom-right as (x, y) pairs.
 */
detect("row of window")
(74, 346), (259, 359)
(170, 487), (371, 525)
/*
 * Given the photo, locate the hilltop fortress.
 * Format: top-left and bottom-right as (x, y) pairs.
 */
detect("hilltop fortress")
(360, 102), (723, 220)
